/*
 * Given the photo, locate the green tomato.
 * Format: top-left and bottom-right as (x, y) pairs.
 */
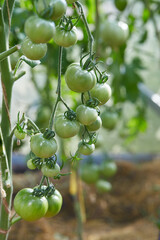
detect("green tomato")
(41, 162), (60, 177)
(14, 188), (48, 221)
(21, 37), (47, 60)
(96, 180), (112, 193)
(66, 0), (76, 3)
(90, 83), (112, 105)
(44, 189), (62, 218)
(24, 16), (55, 44)
(76, 105), (98, 125)
(114, 0), (127, 11)
(54, 114), (80, 138)
(14, 128), (26, 140)
(53, 26), (77, 47)
(27, 159), (36, 170)
(30, 133), (58, 158)
(36, 0), (67, 21)
(65, 63), (96, 93)
(87, 116), (102, 132)
(100, 161), (117, 178)
(101, 111), (118, 130)
(78, 141), (95, 155)
(80, 164), (99, 184)
(101, 20), (129, 47)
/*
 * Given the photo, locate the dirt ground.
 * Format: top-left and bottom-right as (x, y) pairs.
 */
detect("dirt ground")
(9, 159), (160, 240)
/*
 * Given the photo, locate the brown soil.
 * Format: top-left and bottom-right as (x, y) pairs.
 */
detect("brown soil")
(9, 159), (160, 240)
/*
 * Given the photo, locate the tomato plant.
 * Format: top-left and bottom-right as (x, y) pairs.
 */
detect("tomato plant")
(78, 141), (95, 155)
(101, 110), (118, 130)
(21, 37), (47, 60)
(87, 116), (102, 132)
(14, 188), (48, 221)
(41, 162), (60, 177)
(14, 128), (26, 140)
(76, 105), (98, 126)
(24, 16), (55, 44)
(53, 26), (78, 47)
(65, 63), (96, 93)
(27, 159), (36, 170)
(80, 163), (99, 184)
(89, 83), (112, 106)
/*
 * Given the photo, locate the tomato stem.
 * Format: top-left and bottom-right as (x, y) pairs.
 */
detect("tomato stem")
(0, 45), (19, 62)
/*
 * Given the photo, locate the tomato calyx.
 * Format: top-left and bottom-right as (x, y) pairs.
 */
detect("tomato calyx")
(64, 110), (77, 121)
(44, 155), (57, 168)
(43, 128), (55, 139)
(80, 52), (97, 71)
(85, 97), (100, 108)
(59, 15), (75, 31)
(32, 157), (43, 169)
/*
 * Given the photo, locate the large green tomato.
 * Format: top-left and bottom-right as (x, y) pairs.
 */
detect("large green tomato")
(80, 164), (99, 184)
(87, 116), (102, 132)
(101, 111), (118, 130)
(114, 0), (127, 11)
(37, 0), (67, 21)
(100, 161), (117, 178)
(21, 37), (47, 60)
(53, 26), (77, 47)
(30, 133), (57, 158)
(96, 180), (112, 193)
(24, 16), (55, 44)
(41, 162), (60, 177)
(14, 188), (48, 221)
(45, 189), (63, 218)
(101, 20), (129, 47)
(78, 141), (95, 155)
(76, 105), (98, 125)
(65, 63), (96, 93)
(90, 83), (112, 105)
(54, 114), (80, 138)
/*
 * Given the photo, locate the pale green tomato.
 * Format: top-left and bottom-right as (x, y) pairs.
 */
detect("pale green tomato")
(44, 189), (62, 218)
(96, 180), (112, 193)
(87, 116), (102, 132)
(78, 141), (95, 155)
(41, 163), (60, 177)
(101, 111), (118, 130)
(14, 129), (26, 140)
(65, 63), (96, 93)
(90, 83), (112, 105)
(27, 159), (36, 170)
(53, 26), (77, 47)
(54, 114), (80, 138)
(80, 164), (99, 184)
(76, 105), (98, 125)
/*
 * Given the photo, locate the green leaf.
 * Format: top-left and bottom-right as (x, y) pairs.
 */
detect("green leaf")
(142, 8), (150, 23)
(20, 56), (41, 68)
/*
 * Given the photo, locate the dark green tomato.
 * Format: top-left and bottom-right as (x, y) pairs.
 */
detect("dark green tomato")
(101, 20), (129, 47)
(27, 159), (36, 170)
(30, 133), (58, 158)
(101, 111), (118, 130)
(45, 189), (62, 218)
(37, 0), (67, 21)
(96, 180), (112, 193)
(76, 105), (98, 126)
(114, 0), (127, 11)
(65, 63), (96, 93)
(78, 141), (95, 155)
(100, 161), (117, 178)
(14, 129), (26, 140)
(41, 162), (60, 177)
(53, 26), (77, 47)
(14, 188), (48, 221)
(24, 16), (55, 44)
(90, 83), (112, 105)
(87, 116), (102, 132)
(80, 164), (99, 184)
(54, 114), (80, 138)
(21, 37), (47, 60)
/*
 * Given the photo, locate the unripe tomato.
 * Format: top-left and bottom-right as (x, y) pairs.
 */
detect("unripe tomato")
(90, 83), (112, 105)
(27, 159), (36, 170)
(14, 188), (48, 221)
(80, 164), (99, 184)
(41, 162), (60, 177)
(53, 26), (77, 47)
(87, 116), (102, 132)
(96, 180), (112, 193)
(24, 16), (55, 44)
(44, 189), (62, 218)
(54, 114), (80, 138)
(14, 128), (26, 140)
(78, 141), (95, 155)
(114, 0), (127, 11)
(21, 37), (47, 60)
(30, 133), (58, 158)
(36, 0), (67, 21)
(65, 63), (96, 93)
(100, 20), (129, 47)
(100, 161), (117, 178)
(101, 111), (118, 130)
(76, 105), (98, 125)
